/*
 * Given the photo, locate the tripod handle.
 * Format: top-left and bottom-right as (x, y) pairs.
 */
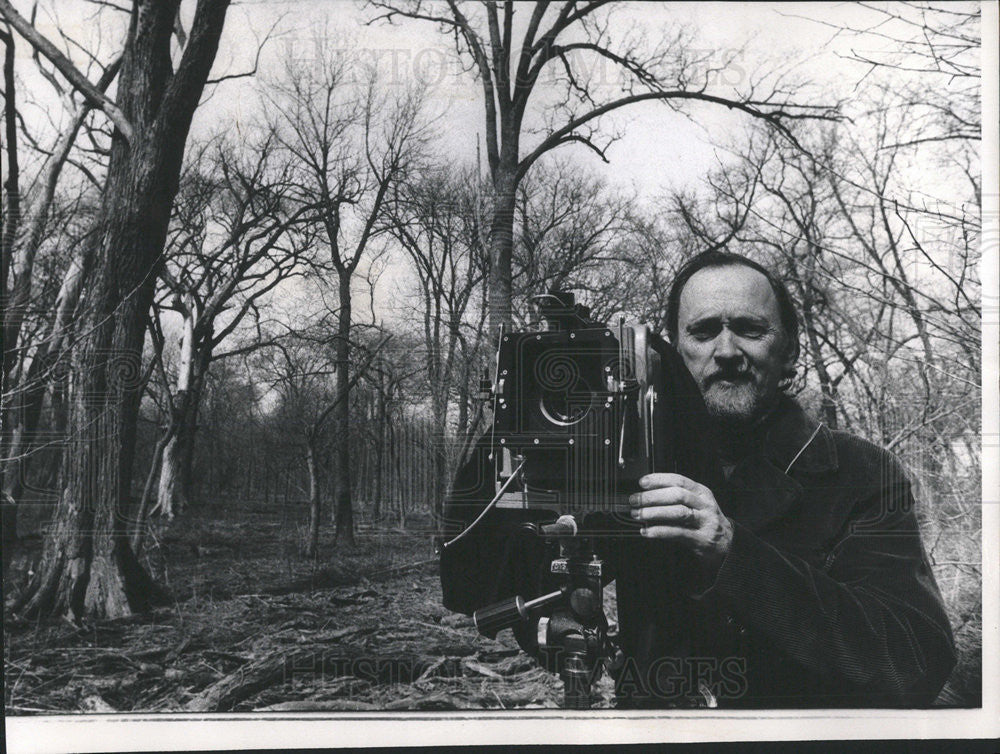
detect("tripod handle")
(473, 590), (563, 639)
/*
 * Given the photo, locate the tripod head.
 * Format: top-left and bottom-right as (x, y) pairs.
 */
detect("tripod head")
(472, 515), (622, 709)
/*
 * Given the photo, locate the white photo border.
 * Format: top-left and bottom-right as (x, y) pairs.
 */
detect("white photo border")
(4, 1), (998, 750)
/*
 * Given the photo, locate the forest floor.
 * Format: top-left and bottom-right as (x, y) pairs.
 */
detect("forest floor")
(4, 498), (979, 714)
(3, 500), (614, 714)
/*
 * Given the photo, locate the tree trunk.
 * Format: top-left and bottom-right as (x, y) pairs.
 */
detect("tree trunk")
(1, 242), (91, 515)
(1, 28), (21, 547)
(456, 355), (470, 441)
(304, 440), (321, 558)
(430, 389), (448, 521)
(372, 371), (385, 523)
(792, 256), (839, 429)
(487, 171), (517, 335)
(18, 289), (166, 620)
(155, 432), (183, 519)
(154, 390), (202, 518)
(395, 422), (406, 529)
(333, 271), (354, 546)
(177, 347), (210, 503)
(130, 424), (174, 553)
(12, 0), (229, 620)
(802, 316), (839, 429)
(154, 303), (208, 517)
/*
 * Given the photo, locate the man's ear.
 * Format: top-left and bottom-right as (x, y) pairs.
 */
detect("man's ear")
(779, 333), (799, 384)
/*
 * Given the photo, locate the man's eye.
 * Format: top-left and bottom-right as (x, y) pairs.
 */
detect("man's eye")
(688, 324), (721, 340)
(734, 323), (767, 338)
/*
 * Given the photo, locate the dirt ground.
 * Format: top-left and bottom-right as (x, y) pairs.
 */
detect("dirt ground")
(3, 497), (979, 714)
(3, 501), (616, 714)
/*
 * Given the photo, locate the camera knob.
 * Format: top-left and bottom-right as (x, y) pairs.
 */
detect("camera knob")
(569, 586), (600, 619)
(540, 515), (578, 537)
(519, 522), (541, 537)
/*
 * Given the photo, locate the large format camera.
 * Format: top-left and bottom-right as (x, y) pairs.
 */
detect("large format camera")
(441, 290), (718, 708)
(487, 290), (707, 521)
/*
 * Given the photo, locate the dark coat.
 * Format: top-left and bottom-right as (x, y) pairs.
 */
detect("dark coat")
(440, 396), (956, 708)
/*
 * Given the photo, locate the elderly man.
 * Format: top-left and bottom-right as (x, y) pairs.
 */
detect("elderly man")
(441, 251), (956, 708)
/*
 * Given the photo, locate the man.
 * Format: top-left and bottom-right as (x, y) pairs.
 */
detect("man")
(441, 251), (956, 708)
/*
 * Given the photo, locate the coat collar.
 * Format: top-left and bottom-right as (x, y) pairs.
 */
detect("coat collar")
(762, 395), (838, 475)
(720, 396), (837, 532)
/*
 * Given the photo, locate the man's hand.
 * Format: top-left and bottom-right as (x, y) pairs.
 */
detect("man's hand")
(629, 473), (734, 573)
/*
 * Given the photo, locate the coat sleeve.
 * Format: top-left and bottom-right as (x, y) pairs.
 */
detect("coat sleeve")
(700, 451), (956, 707)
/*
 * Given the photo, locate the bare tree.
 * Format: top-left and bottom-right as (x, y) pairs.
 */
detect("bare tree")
(787, 1), (981, 429)
(266, 40), (428, 545)
(368, 0), (840, 333)
(510, 158), (640, 317)
(824, 113), (979, 451)
(799, 2), (979, 183)
(258, 337), (336, 558)
(356, 342), (422, 523)
(1, 20), (120, 548)
(3, 0), (231, 620)
(254, 328), (390, 557)
(144, 134), (319, 522)
(384, 165), (489, 514)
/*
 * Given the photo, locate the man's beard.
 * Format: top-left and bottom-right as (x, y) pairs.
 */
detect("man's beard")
(701, 374), (774, 425)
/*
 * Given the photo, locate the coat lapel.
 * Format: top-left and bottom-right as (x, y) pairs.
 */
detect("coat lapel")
(717, 397), (838, 533)
(721, 457), (803, 532)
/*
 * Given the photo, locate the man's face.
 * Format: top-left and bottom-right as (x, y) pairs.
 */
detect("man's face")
(676, 265), (792, 424)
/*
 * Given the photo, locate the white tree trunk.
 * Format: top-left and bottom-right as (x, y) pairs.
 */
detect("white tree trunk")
(155, 435), (181, 520)
(154, 296), (196, 519)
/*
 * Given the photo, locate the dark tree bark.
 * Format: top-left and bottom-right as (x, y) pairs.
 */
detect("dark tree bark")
(372, 368), (386, 523)
(325, 326), (353, 546)
(1, 25), (20, 393)
(5, 0), (231, 620)
(304, 441), (321, 558)
(1, 242), (93, 511)
(332, 272), (354, 546)
(2, 37), (118, 535)
(1, 26), (20, 553)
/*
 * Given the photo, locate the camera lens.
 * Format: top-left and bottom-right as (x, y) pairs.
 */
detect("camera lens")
(539, 390), (592, 426)
(533, 350), (599, 427)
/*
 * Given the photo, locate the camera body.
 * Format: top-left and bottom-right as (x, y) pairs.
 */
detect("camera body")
(486, 291), (688, 518)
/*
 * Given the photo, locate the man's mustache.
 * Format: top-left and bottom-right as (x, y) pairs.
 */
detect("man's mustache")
(705, 369), (754, 386)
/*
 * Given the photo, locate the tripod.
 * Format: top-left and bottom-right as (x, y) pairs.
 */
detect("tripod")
(472, 516), (621, 709)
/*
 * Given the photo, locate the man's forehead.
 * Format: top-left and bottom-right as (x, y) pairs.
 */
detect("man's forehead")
(678, 264), (781, 322)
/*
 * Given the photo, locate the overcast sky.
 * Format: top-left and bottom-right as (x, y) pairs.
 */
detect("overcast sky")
(194, 1), (902, 195)
(21, 1), (933, 197)
(16, 1), (988, 330)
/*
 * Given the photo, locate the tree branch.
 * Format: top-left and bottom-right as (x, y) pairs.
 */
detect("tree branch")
(0, 0), (135, 143)
(516, 89), (838, 181)
(154, 0), (230, 145)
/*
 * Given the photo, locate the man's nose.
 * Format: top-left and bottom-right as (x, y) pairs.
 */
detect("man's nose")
(713, 328), (741, 362)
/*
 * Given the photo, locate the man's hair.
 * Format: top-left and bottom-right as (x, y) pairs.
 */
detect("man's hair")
(665, 251), (801, 382)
